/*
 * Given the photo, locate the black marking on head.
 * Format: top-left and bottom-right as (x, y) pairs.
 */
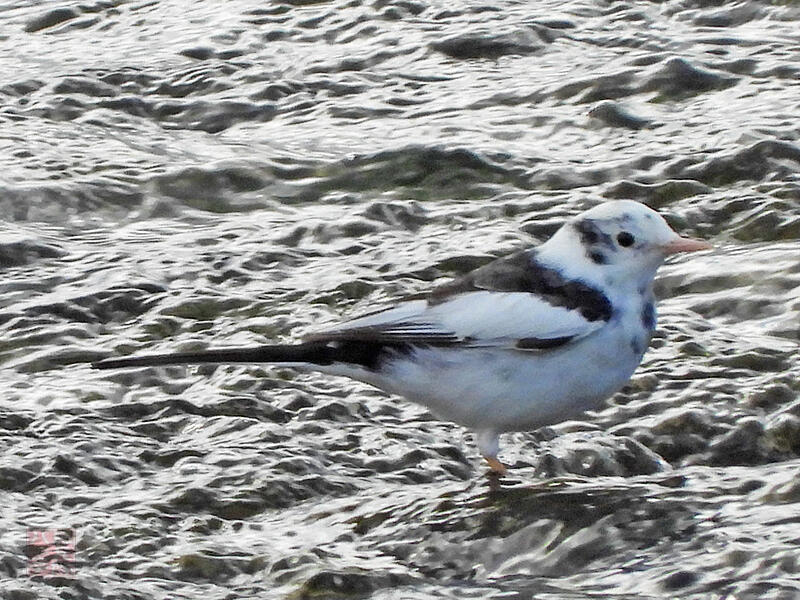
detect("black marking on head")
(575, 218), (616, 265)
(516, 336), (574, 350)
(589, 250), (607, 265)
(575, 218), (597, 245)
(641, 301), (656, 330)
(428, 251), (613, 322)
(575, 219), (614, 248)
(630, 337), (643, 356)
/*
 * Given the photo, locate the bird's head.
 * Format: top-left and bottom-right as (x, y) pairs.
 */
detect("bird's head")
(541, 200), (711, 290)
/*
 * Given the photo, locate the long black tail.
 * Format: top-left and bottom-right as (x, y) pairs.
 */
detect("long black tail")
(92, 342), (337, 370)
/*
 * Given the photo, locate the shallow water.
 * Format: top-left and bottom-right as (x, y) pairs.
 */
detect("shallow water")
(1, 0), (800, 598)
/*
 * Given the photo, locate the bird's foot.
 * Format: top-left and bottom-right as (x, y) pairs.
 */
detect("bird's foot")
(484, 456), (507, 477)
(477, 430), (506, 477)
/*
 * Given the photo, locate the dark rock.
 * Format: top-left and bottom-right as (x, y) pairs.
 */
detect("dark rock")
(24, 7), (79, 32)
(432, 32), (541, 59)
(588, 101), (653, 130)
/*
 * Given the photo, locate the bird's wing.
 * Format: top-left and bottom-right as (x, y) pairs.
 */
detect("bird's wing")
(308, 249), (611, 350)
(306, 291), (605, 349)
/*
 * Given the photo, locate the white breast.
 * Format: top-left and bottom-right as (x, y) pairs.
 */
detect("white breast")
(323, 310), (647, 433)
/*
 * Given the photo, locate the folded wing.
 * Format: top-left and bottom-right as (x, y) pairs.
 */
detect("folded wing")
(306, 291), (604, 350)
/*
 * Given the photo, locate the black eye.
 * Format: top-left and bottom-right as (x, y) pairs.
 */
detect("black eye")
(617, 232), (635, 247)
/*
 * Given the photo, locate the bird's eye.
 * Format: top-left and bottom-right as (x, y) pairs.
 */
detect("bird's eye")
(617, 232), (635, 247)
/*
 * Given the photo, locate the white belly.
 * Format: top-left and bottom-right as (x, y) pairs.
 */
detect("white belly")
(332, 319), (647, 433)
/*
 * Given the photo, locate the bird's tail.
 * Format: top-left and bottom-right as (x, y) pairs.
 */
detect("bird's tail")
(92, 342), (337, 370)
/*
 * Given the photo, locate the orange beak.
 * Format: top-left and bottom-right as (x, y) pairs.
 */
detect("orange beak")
(662, 237), (713, 255)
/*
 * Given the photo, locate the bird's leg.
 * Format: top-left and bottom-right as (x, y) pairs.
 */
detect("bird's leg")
(484, 456), (507, 476)
(476, 430), (506, 476)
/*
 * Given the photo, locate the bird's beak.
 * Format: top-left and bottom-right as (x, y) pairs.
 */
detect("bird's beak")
(662, 237), (713, 255)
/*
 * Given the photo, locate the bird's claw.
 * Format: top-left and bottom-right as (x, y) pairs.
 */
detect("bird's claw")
(484, 456), (507, 476)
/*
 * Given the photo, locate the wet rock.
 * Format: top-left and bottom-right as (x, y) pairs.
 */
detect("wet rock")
(533, 434), (668, 478)
(179, 46), (216, 60)
(651, 408), (724, 438)
(604, 179), (711, 206)
(435, 253), (493, 275)
(297, 571), (374, 597)
(0, 239), (66, 268)
(731, 209), (800, 242)
(432, 31), (542, 59)
(152, 166), (266, 206)
(588, 101), (653, 130)
(363, 448), (430, 473)
(764, 414), (800, 454)
(295, 570), (410, 598)
(693, 5), (763, 28)
(250, 80), (307, 101)
(361, 200), (428, 230)
(649, 433), (708, 463)
(775, 398), (800, 419)
(177, 553), (242, 580)
(210, 396), (292, 423)
(0, 466), (35, 492)
(279, 392), (315, 413)
(712, 350), (788, 373)
(717, 58), (759, 76)
(309, 221), (382, 244)
(0, 79), (44, 96)
(557, 70), (637, 103)
(214, 498), (272, 520)
(292, 146), (517, 204)
(760, 474), (800, 504)
(708, 417), (765, 466)
(24, 7), (80, 32)
(662, 569), (700, 590)
(624, 373), (660, 393)
(532, 167), (611, 190)
(52, 454), (103, 485)
(309, 399), (361, 422)
(97, 97), (277, 133)
(4, 590), (37, 600)
(139, 449), (205, 468)
(665, 140), (800, 187)
(0, 412), (34, 431)
(170, 487), (218, 511)
(746, 384), (797, 410)
(53, 76), (117, 97)
(642, 57), (738, 100)
(677, 341), (710, 357)
(188, 101), (277, 133)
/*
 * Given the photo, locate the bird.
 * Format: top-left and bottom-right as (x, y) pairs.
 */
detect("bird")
(93, 200), (711, 475)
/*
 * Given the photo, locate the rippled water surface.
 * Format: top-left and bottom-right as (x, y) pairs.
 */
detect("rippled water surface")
(2, 0), (800, 598)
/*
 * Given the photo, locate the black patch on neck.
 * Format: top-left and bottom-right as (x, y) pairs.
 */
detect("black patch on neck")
(428, 251), (612, 322)
(641, 300), (656, 330)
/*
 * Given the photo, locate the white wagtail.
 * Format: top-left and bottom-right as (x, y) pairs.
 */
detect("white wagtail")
(94, 200), (712, 475)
